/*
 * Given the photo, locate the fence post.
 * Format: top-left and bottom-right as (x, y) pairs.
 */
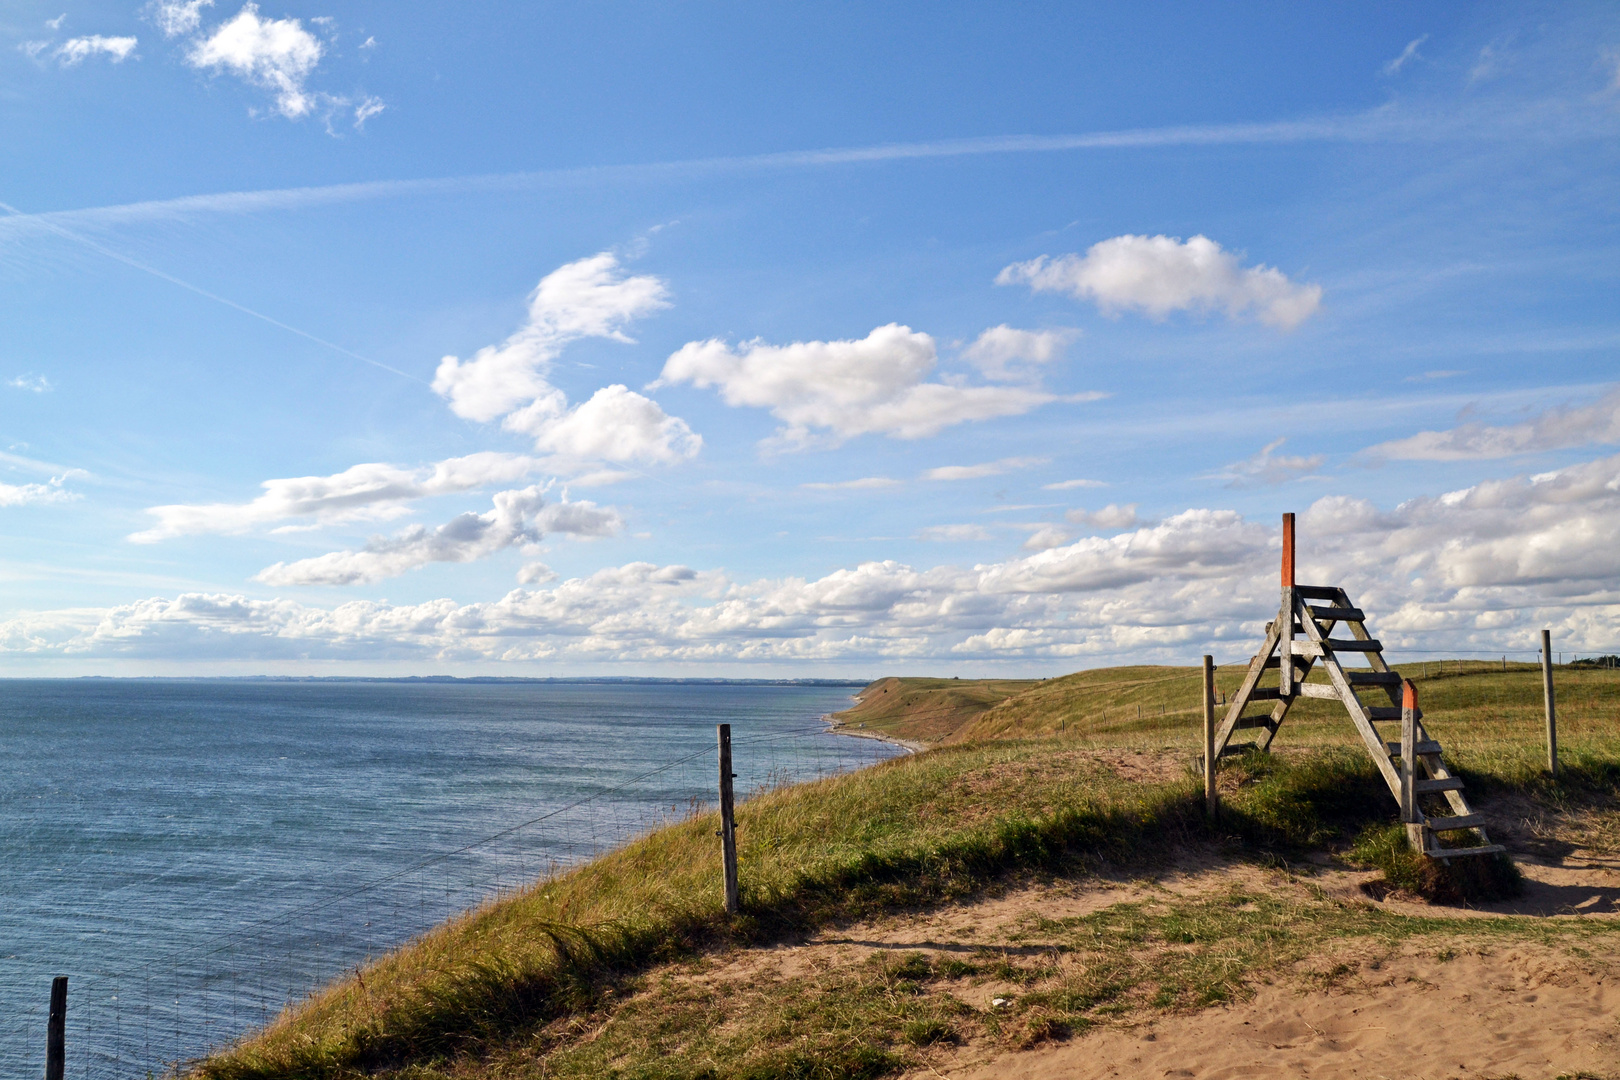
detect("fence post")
(1401, 681), (1421, 851)
(717, 724), (740, 915)
(1541, 629), (1559, 778)
(45, 976), (66, 1080)
(1202, 655), (1217, 819)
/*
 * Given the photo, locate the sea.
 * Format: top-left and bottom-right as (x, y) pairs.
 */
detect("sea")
(0, 678), (897, 1078)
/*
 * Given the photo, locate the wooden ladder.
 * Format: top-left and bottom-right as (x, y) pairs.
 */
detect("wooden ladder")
(1211, 517), (1503, 861)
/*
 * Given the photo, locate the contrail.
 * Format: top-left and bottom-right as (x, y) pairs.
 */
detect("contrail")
(0, 199), (425, 385)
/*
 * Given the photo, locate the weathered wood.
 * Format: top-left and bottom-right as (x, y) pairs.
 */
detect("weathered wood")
(1279, 588), (1295, 696)
(1305, 606), (1364, 623)
(1542, 628), (1559, 778)
(1348, 671), (1402, 686)
(1246, 687), (1288, 701)
(45, 976), (66, 1080)
(1296, 682), (1342, 699)
(1426, 843), (1506, 859)
(1415, 776), (1465, 794)
(1321, 638), (1383, 652)
(1220, 742), (1259, 757)
(1203, 655), (1217, 819)
(1426, 813), (1488, 832)
(1294, 584), (1341, 600)
(1212, 619), (1281, 756)
(1385, 739), (1443, 757)
(1295, 591), (1404, 797)
(1400, 681), (1417, 843)
(717, 724), (739, 915)
(1232, 713), (1279, 730)
(1369, 706), (1422, 721)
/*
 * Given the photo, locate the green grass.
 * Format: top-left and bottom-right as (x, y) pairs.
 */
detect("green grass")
(194, 706), (1620, 1080)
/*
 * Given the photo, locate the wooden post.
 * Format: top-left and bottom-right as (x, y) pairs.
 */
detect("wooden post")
(1202, 655), (1217, 818)
(1541, 629), (1559, 778)
(45, 976), (66, 1080)
(717, 724), (740, 915)
(1400, 681), (1421, 851)
(1279, 513), (1295, 696)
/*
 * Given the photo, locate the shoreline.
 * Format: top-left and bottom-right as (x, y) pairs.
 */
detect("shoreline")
(821, 713), (928, 754)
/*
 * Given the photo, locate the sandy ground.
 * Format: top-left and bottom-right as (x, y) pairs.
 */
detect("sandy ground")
(706, 843), (1620, 1080)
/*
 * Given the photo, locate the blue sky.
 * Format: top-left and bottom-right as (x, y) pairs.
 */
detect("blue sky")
(2, 2), (1619, 675)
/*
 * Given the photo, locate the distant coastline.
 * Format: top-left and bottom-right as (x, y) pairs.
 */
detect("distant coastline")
(21, 675), (873, 686)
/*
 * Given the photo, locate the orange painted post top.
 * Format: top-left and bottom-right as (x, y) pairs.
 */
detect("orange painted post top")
(1402, 680), (1416, 710)
(1281, 513), (1295, 587)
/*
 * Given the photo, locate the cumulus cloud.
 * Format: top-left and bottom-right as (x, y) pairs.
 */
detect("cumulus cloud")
(8, 374), (52, 393)
(148, 0), (213, 37)
(960, 325), (1075, 381)
(998, 234), (1322, 330)
(186, 3), (324, 118)
(1022, 525), (1072, 551)
(1366, 388), (1620, 461)
(1211, 438), (1326, 487)
(19, 455), (1620, 665)
(27, 35), (138, 65)
(1066, 504), (1142, 530)
(657, 323), (1061, 446)
(254, 486), (621, 586)
(132, 452), (544, 542)
(432, 253), (697, 467)
(923, 456), (1048, 482)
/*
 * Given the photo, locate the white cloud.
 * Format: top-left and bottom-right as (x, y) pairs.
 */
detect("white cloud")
(254, 486), (621, 586)
(436, 253), (670, 423)
(1066, 504), (1142, 530)
(187, 3), (323, 118)
(960, 325), (1075, 381)
(352, 95), (384, 128)
(1043, 478), (1107, 491)
(50, 35), (139, 65)
(657, 323), (1060, 446)
(8, 374), (52, 393)
(0, 473), (82, 508)
(1383, 35), (1428, 76)
(45, 14), (67, 30)
(132, 452), (544, 542)
(1211, 437), (1326, 487)
(148, 0), (213, 37)
(923, 456), (1049, 481)
(1022, 525), (1072, 551)
(801, 477), (901, 490)
(430, 253), (695, 468)
(517, 561), (556, 585)
(1365, 388), (1620, 461)
(998, 234), (1322, 330)
(503, 384), (700, 465)
(17, 452), (1620, 663)
(916, 524), (994, 542)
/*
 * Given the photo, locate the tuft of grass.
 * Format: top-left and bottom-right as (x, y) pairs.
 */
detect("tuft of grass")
(1349, 823), (1524, 904)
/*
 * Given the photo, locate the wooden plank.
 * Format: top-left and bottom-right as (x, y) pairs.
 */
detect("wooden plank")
(1426, 843), (1506, 859)
(1213, 619), (1281, 757)
(1247, 687), (1287, 701)
(1306, 605), (1364, 622)
(1401, 680), (1418, 836)
(46, 976), (66, 1080)
(1233, 713), (1279, 730)
(1323, 638), (1383, 652)
(1203, 655), (1217, 819)
(1385, 739), (1442, 756)
(1415, 776), (1465, 794)
(1220, 742), (1259, 757)
(1296, 682), (1341, 699)
(1279, 588), (1295, 696)
(1369, 706), (1423, 721)
(1298, 602), (1404, 799)
(1542, 628), (1559, 778)
(1295, 584), (1340, 600)
(1426, 813), (1488, 832)
(1349, 671), (1402, 686)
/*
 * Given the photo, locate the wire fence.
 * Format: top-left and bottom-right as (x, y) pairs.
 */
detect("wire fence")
(3, 721), (899, 1080)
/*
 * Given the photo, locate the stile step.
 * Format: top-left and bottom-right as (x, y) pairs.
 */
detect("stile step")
(1233, 713), (1278, 730)
(1323, 638), (1383, 652)
(1415, 777), (1465, 794)
(1385, 740), (1443, 757)
(1307, 606), (1364, 623)
(1220, 742), (1260, 757)
(1425, 844), (1505, 860)
(1369, 706), (1423, 721)
(1295, 585), (1341, 600)
(1349, 671), (1402, 686)
(1426, 814), (1487, 832)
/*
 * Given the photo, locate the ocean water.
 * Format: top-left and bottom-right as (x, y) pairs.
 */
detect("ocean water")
(0, 679), (896, 1078)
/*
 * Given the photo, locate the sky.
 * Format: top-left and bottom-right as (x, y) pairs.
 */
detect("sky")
(2, 1), (1619, 676)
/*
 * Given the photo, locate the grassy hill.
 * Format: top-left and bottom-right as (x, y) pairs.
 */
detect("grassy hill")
(194, 661), (1620, 1079)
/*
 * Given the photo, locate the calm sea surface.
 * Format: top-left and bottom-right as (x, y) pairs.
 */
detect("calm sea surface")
(0, 679), (895, 1078)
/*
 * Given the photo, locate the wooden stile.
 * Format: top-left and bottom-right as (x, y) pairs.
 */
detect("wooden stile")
(1202, 655), (1217, 818)
(1212, 515), (1503, 860)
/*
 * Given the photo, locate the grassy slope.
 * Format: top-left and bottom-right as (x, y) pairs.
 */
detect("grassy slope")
(829, 676), (1039, 744)
(198, 663), (1620, 1079)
